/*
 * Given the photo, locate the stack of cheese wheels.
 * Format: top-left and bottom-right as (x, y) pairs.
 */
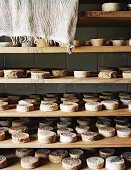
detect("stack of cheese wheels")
(57, 122), (71, 129)
(106, 156), (125, 170)
(0, 70), (4, 77)
(0, 155), (7, 169)
(31, 71), (50, 79)
(121, 152), (131, 163)
(12, 133), (30, 143)
(85, 102), (102, 111)
(87, 157), (104, 169)
(101, 100), (119, 110)
(99, 148), (115, 159)
(4, 69), (25, 78)
(57, 128), (74, 135)
(35, 149), (51, 159)
(74, 71), (90, 78)
(52, 70), (68, 78)
(21, 156), (39, 169)
(116, 127), (131, 138)
(98, 127), (115, 137)
(49, 150), (68, 163)
(0, 101), (9, 111)
(0, 131), (5, 141)
(60, 102), (78, 112)
(75, 125), (90, 134)
(69, 149), (83, 159)
(81, 132), (99, 142)
(60, 132), (77, 143)
(77, 118), (91, 126)
(16, 149), (34, 158)
(122, 71), (131, 78)
(98, 70), (117, 79)
(38, 130), (56, 144)
(62, 157), (81, 170)
(16, 103), (34, 112)
(9, 126), (28, 135)
(40, 103), (58, 112)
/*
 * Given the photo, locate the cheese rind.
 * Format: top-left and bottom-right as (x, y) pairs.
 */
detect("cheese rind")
(60, 132), (77, 143)
(98, 70), (117, 79)
(16, 104), (34, 112)
(49, 150), (68, 163)
(75, 125), (90, 134)
(85, 102), (102, 111)
(16, 149), (34, 158)
(98, 127), (115, 137)
(52, 70), (68, 78)
(31, 71), (50, 79)
(35, 149), (51, 159)
(106, 156), (125, 170)
(0, 155), (7, 169)
(74, 71), (90, 78)
(117, 128), (131, 138)
(4, 69), (25, 78)
(87, 157), (104, 169)
(40, 103), (58, 112)
(21, 156), (39, 169)
(101, 100), (119, 110)
(12, 133), (30, 143)
(62, 157), (81, 170)
(0, 102), (9, 111)
(60, 103), (78, 112)
(81, 132), (99, 142)
(9, 126), (28, 135)
(69, 149), (84, 159)
(38, 130), (56, 144)
(99, 148), (115, 159)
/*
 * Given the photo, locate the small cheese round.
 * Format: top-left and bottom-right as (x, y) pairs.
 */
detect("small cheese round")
(75, 125), (90, 134)
(38, 130), (56, 144)
(121, 152), (131, 163)
(81, 132), (99, 142)
(35, 149), (51, 159)
(116, 122), (130, 129)
(74, 71), (90, 78)
(87, 157), (104, 169)
(16, 149), (34, 158)
(12, 133), (30, 143)
(98, 127), (115, 137)
(49, 150), (68, 163)
(40, 103), (58, 112)
(60, 103), (78, 112)
(120, 98), (131, 105)
(122, 71), (131, 78)
(85, 102), (102, 111)
(60, 132), (77, 143)
(31, 71), (50, 79)
(106, 156), (125, 170)
(117, 127), (131, 138)
(4, 69), (25, 78)
(52, 70), (68, 78)
(0, 102), (9, 111)
(19, 99), (38, 105)
(16, 104), (34, 112)
(9, 126), (28, 135)
(57, 128), (74, 135)
(21, 156), (39, 169)
(101, 100), (119, 110)
(69, 149), (84, 159)
(0, 132), (5, 141)
(0, 155), (7, 169)
(83, 97), (100, 103)
(128, 102), (131, 110)
(62, 157), (81, 170)
(39, 120), (53, 127)
(99, 148), (115, 159)
(98, 70), (117, 79)
(57, 122), (71, 129)
(62, 98), (79, 104)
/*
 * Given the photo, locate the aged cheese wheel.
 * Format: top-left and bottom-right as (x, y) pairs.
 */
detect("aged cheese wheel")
(106, 156), (125, 170)
(21, 156), (39, 169)
(62, 98), (79, 104)
(49, 150), (68, 163)
(114, 117), (129, 124)
(122, 71), (131, 78)
(35, 149), (51, 159)
(96, 120), (111, 128)
(81, 132), (99, 142)
(0, 102), (9, 111)
(74, 71), (90, 78)
(60, 103), (78, 112)
(98, 70), (117, 79)
(83, 97), (100, 103)
(4, 69), (25, 78)
(63, 93), (76, 98)
(120, 98), (131, 106)
(0, 97), (9, 102)
(16, 104), (34, 112)
(57, 128), (74, 135)
(40, 103), (58, 112)
(69, 149), (83, 159)
(101, 100), (119, 110)
(38, 126), (53, 133)
(57, 122), (71, 129)
(99, 148), (115, 159)
(0, 70), (4, 77)
(121, 152), (131, 163)
(98, 127), (115, 137)
(12, 120), (26, 127)
(16, 149), (34, 158)
(117, 127), (131, 138)
(85, 102), (102, 111)
(12, 133), (30, 143)
(31, 71), (50, 79)
(9, 126), (28, 135)
(83, 93), (98, 98)
(60, 132), (77, 143)
(87, 157), (104, 169)
(0, 132), (5, 141)
(52, 70), (68, 78)
(75, 125), (90, 134)
(38, 130), (56, 144)
(119, 92), (131, 99)
(0, 155), (7, 169)
(116, 122), (130, 129)
(77, 118), (91, 126)
(62, 157), (81, 170)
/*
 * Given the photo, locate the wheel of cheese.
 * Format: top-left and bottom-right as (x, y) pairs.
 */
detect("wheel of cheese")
(16, 149), (34, 158)
(43, 97), (58, 103)
(12, 133), (30, 143)
(52, 70), (68, 78)
(75, 125), (90, 134)
(21, 156), (39, 169)
(0, 155), (7, 169)
(77, 118), (91, 126)
(0, 70), (4, 77)
(87, 157), (104, 169)
(57, 128), (74, 135)
(99, 148), (115, 159)
(83, 97), (100, 103)
(60, 132), (77, 143)
(62, 157), (81, 170)
(96, 120), (111, 128)
(19, 99), (38, 105)
(85, 102), (102, 111)
(81, 132), (99, 142)
(116, 122), (130, 129)
(114, 117), (129, 124)
(101, 100), (119, 110)
(16, 104), (34, 112)
(31, 71), (50, 79)
(74, 71), (90, 78)
(120, 98), (131, 105)
(98, 127), (115, 137)
(98, 70), (117, 79)
(40, 103), (58, 112)
(119, 92), (131, 99)
(63, 93), (76, 98)
(49, 150), (68, 163)
(12, 120), (26, 127)
(0, 132), (5, 141)
(60, 117), (73, 123)
(0, 120), (11, 127)
(39, 120), (53, 127)
(116, 127), (131, 138)
(0, 102), (9, 111)
(121, 152), (131, 163)
(60, 103), (78, 112)
(38, 130), (56, 144)
(45, 93), (58, 98)
(106, 156), (125, 170)
(122, 71), (131, 78)
(35, 149), (51, 159)
(128, 102), (131, 110)
(69, 149), (84, 159)
(38, 126), (53, 133)
(41, 100), (57, 104)
(9, 126), (28, 135)
(4, 69), (25, 78)
(57, 122), (71, 129)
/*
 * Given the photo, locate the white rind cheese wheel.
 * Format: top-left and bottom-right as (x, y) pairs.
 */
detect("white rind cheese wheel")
(98, 70), (117, 79)
(98, 127), (115, 137)
(87, 157), (104, 169)
(106, 156), (125, 170)
(75, 125), (90, 134)
(16, 149), (34, 158)
(12, 133), (30, 143)
(4, 69), (24, 78)
(19, 99), (38, 105)
(81, 132), (99, 142)
(85, 102), (102, 111)
(60, 103), (78, 112)
(21, 156), (39, 169)
(62, 157), (81, 170)
(69, 149), (83, 159)
(38, 130), (56, 144)
(101, 100), (119, 110)
(0, 132), (5, 141)
(0, 155), (7, 169)
(57, 128), (74, 136)
(74, 71), (90, 78)
(16, 104), (34, 112)
(121, 152), (131, 162)
(122, 71), (131, 78)
(120, 98), (131, 105)
(49, 150), (68, 163)
(60, 132), (77, 143)
(9, 126), (28, 135)
(40, 103), (58, 112)
(31, 71), (50, 79)
(99, 148), (115, 159)
(0, 102), (9, 111)
(117, 128), (131, 138)
(35, 149), (51, 159)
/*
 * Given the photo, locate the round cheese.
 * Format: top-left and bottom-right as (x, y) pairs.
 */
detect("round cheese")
(75, 125), (90, 134)
(106, 156), (125, 170)
(117, 128), (131, 138)
(57, 128), (74, 136)
(99, 148), (115, 159)
(35, 149), (51, 159)
(0, 155), (7, 169)
(98, 127), (115, 137)
(98, 70), (117, 79)
(62, 157), (81, 170)
(85, 102), (102, 111)
(12, 133), (30, 143)
(49, 150), (68, 163)
(16, 104), (34, 112)
(63, 93), (76, 98)
(60, 103), (78, 112)
(122, 71), (131, 78)
(38, 126), (53, 133)
(0, 102), (9, 111)
(9, 126), (28, 135)
(60, 132), (77, 143)
(74, 71), (90, 78)
(77, 118), (91, 126)
(38, 130), (56, 144)
(121, 152), (131, 163)
(16, 149), (34, 158)
(57, 122), (71, 129)
(4, 69), (25, 78)
(101, 100), (119, 110)
(81, 132), (99, 142)
(40, 103), (58, 112)
(52, 70), (68, 78)
(12, 120), (26, 127)
(21, 156), (39, 169)
(87, 157), (104, 169)
(69, 149), (83, 159)
(31, 71), (50, 79)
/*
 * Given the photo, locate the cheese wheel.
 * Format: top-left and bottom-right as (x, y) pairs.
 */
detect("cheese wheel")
(19, 99), (38, 105)
(16, 104), (34, 112)
(99, 148), (115, 159)
(0, 102), (9, 111)
(60, 132), (77, 143)
(39, 120), (53, 127)
(106, 156), (125, 170)
(40, 103), (58, 112)
(52, 70), (68, 78)
(119, 92), (131, 99)
(75, 125), (90, 134)
(117, 127), (131, 138)
(9, 126), (28, 135)
(4, 69), (25, 78)
(43, 97), (58, 102)
(0, 120), (11, 127)
(77, 118), (91, 126)
(121, 152), (131, 163)
(122, 71), (131, 78)
(114, 117), (129, 124)
(57, 128), (74, 135)
(83, 97), (100, 103)
(98, 127), (115, 137)
(12, 133), (30, 143)
(12, 120), (26, 127)
(38, 126), (53, 134)
(45, 93), (58, 98)
(69, 149), (83, 159)
(60, 117), (73, 123)
(41, 100), (56, 104)
(0, 70), (4, 77)
(84, 93), (98, 98)
(60, 103), (78, 112)
(31, 71), (50, 79)
(96, 120), (111, 128)
(87, 157), (104, 169)
(0, 155), (7, 169)
(116, 122), (130, 129)
(16, 149), (34, 158)
(74, 71), (90, 78)
(62, 157), (81, 170)
(49, 150), (68, 163)
(21, 156), (39, 169)
(120, 98), (131, 105)
(101, 100), (119, 110)
(0, 132), (5, 141)
(81, 132), (99, 142)
(98, 70), (117, 79)
(63, 93), (76, 98)
(38, 130), (56, 144)
(57, 122), (71, 129)
(35, 149), (51, 159)
(85, 102), (102, 111)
